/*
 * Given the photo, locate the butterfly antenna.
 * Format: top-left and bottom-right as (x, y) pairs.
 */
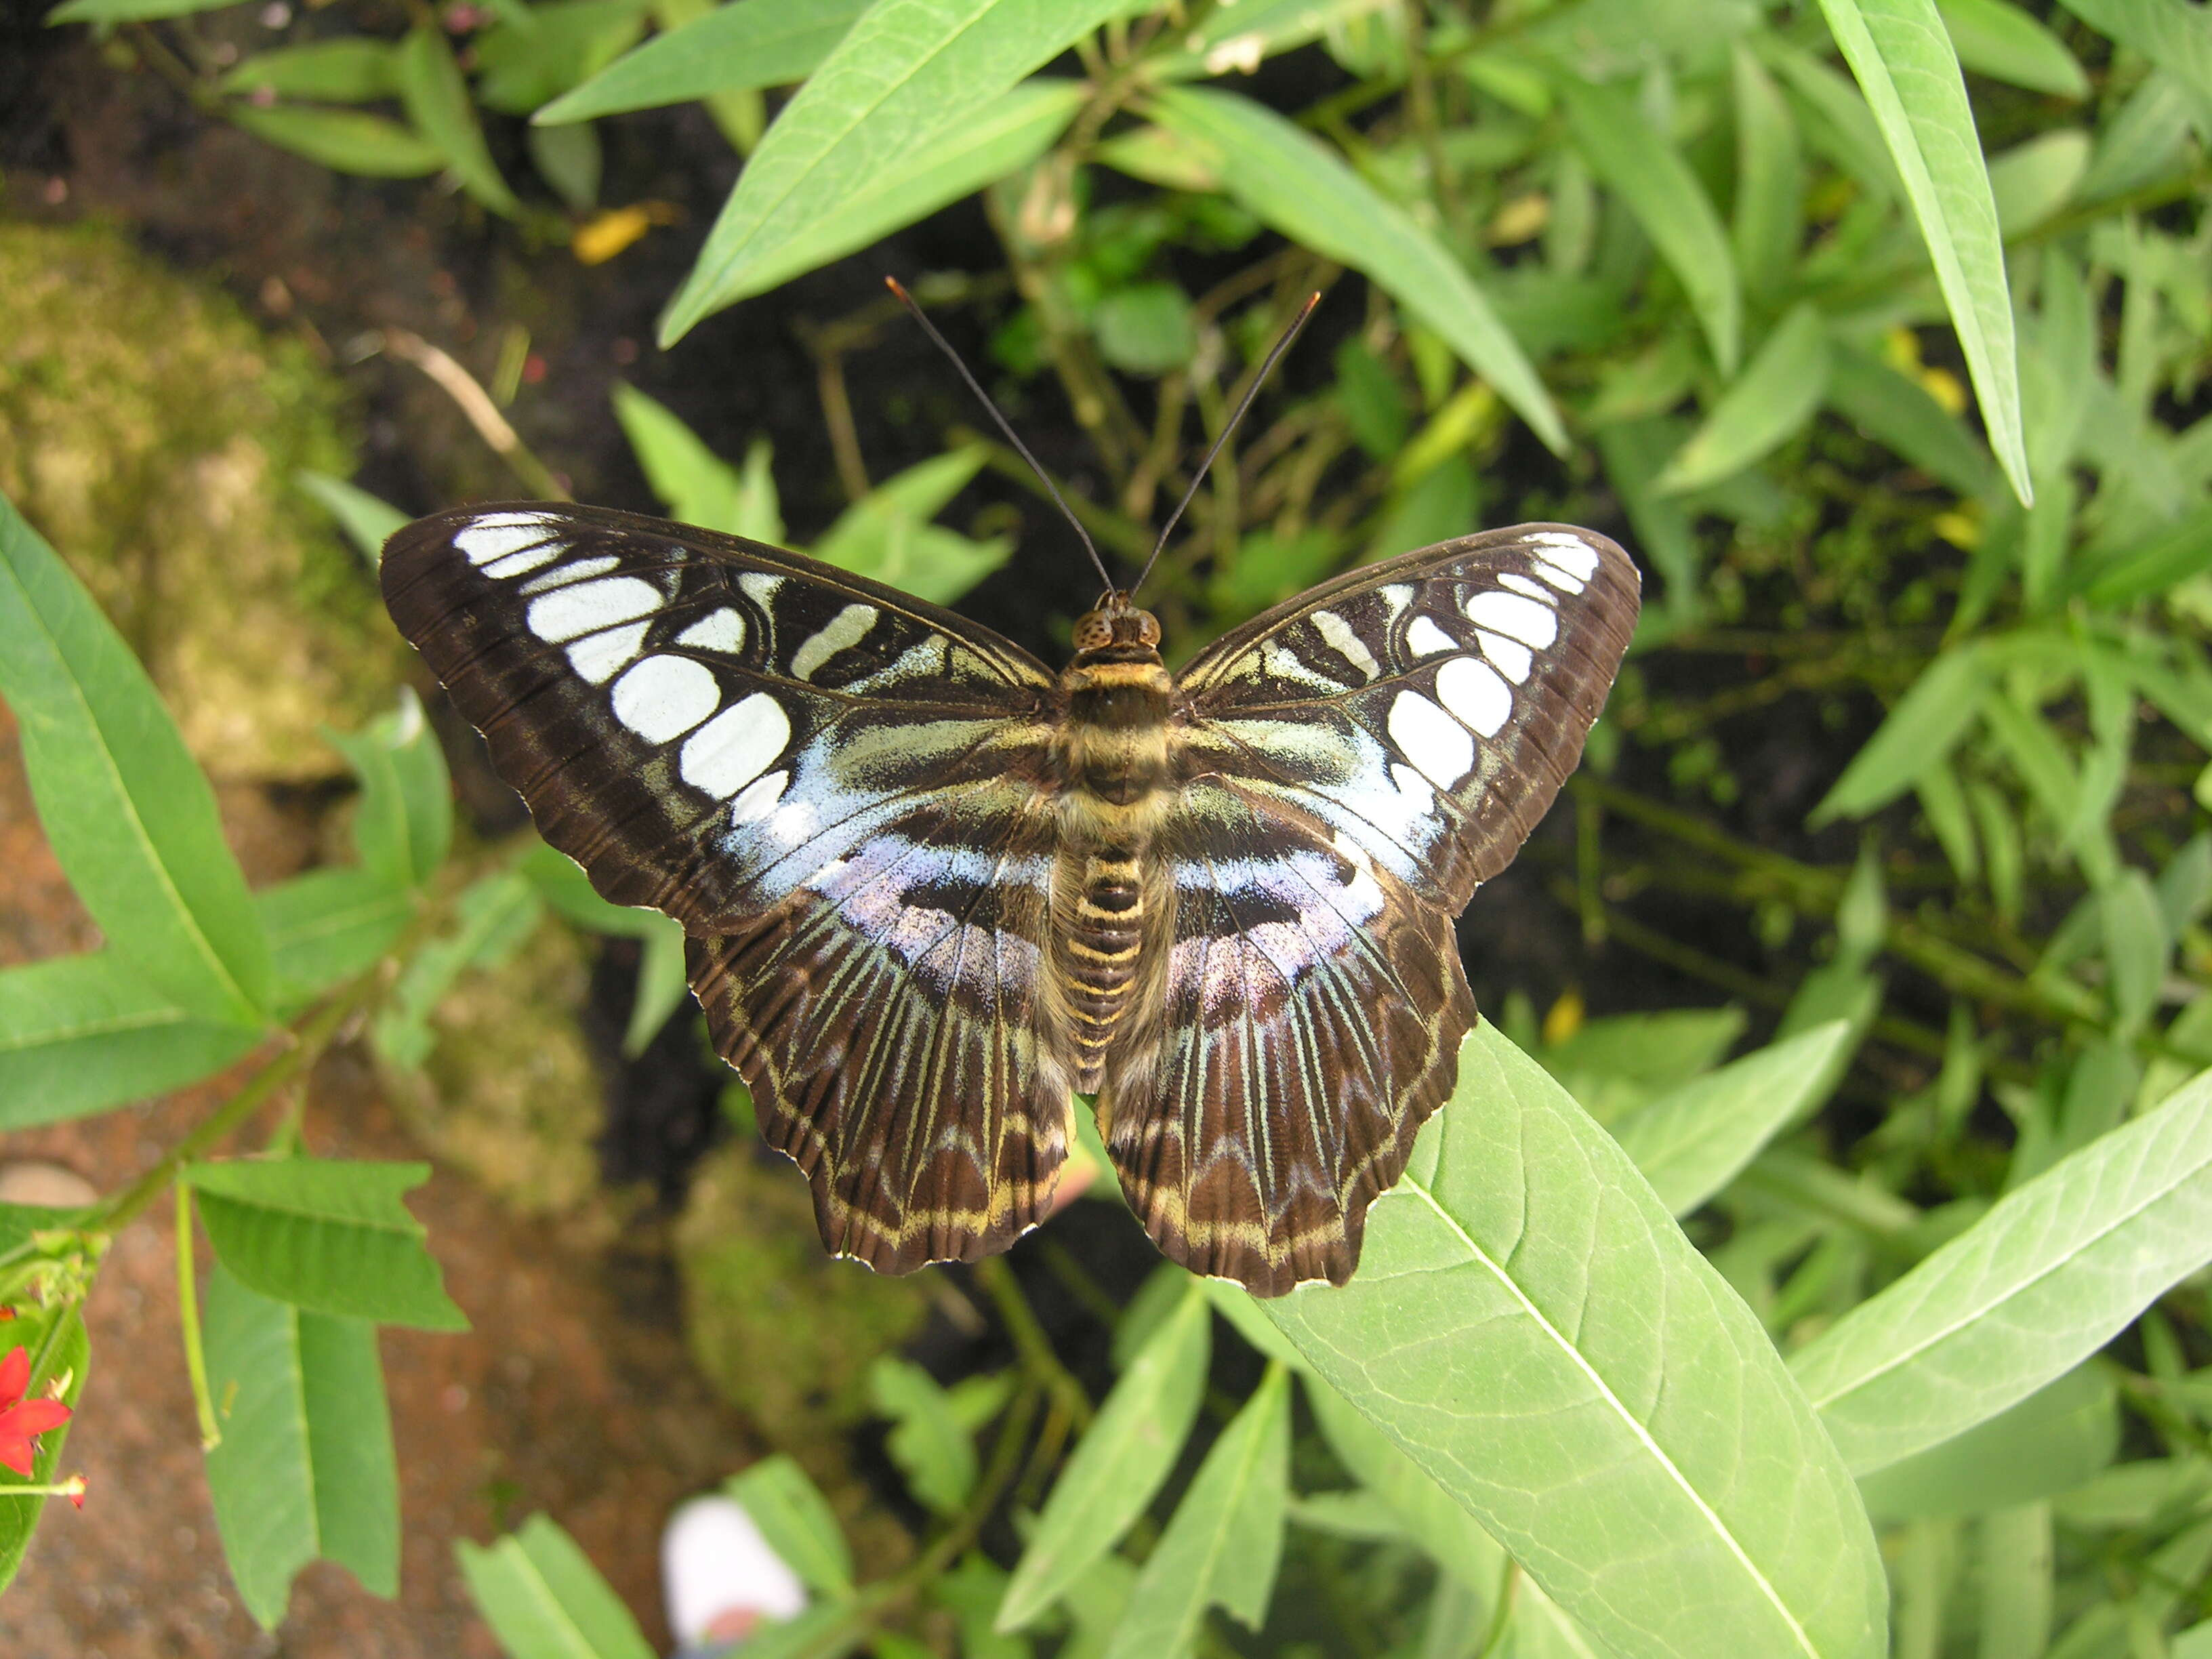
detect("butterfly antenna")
(884, 276), (1115, 596)
(1131, 291), (1322, 601)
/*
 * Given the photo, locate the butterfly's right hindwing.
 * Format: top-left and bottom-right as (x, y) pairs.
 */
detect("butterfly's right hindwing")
(382, 502), (1073, 1273)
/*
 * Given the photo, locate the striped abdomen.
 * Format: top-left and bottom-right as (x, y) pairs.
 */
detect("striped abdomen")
(1066, 853), (1145, 1088)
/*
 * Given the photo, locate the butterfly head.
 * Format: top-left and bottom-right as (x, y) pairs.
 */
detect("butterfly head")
(1071, 593), (1162, 657)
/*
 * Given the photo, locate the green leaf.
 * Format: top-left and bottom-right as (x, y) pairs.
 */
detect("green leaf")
(202, 1265), (399, 1627)
(1656, 304), (1831, 494)
(222, 39), (402, 101)
(296, 470), (410, 565)
(374, 869), (544, 1068)
(2074, 500), (2212, 606)
(228, 106), (449, 178)
(457, 1513), (656, 1659)
(1811, 642), (1990, 822)
(0, 952), (263, 1129)
(812, 448), (1011, 605)
(0, 489), (272, 1025)
(2100, 869), (2167, 1037)
(186, 1158), (469, 1332)
(328, 691), (453, 891)
(1202, 1279), (1311, 1374)
(1092, 281), (1196, 376)
(0, 1305), (89, 1595)
(724, 1454), (853, 1597)
(46, 0), (235, 18)
(622, 920), (689, 1057)
(537, 0), (867, 123)
(398, 24), (523, 216)
(661, 0), (1127, 341)
(2057, 0), (2212, 129)
(1823, 344), (1993, 496)
(1266, 1023), (1887, 1659)
(1147, 85), (1565, 455)
(1304, 1378), (1502, 1592)
(1791, 1062), (2212, 1474)
(611, 384), (756, 535)
(998, 1278), (1211, 1631)
(1855, 1365), (2116, 1521)
(258, 867), (413, 1015)
(1614, 1022), (1857, 1216)
(473, 0), (649, 117)
(869, 1356), (976, 1515)
(1814, 0), (2030, 506)
(1101, 1365), (1290, 1659)
(1938, 0), (2089, 97)
(1731, 43), (1806, 298)
(1558, 77), (1742, 375)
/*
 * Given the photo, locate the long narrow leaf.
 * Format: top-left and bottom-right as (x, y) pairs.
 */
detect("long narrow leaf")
(660, 0), (1126, 341)
(458, 1513), (655, 1659)
(1656, 304), (1832, 493)
(1267, 1023), (1887, 1659)
(0, 492), (271, 1025)
(537, 0), (867, 123)
(398, 24), (523, 216)
(1790, 1061), (2212, 1473)
(1145, 85), (1567, 454)
(1816, 0), (2030, 504)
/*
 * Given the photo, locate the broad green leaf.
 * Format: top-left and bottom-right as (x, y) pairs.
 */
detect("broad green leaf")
(1558, 77), (1742, 375)
(398, 25), (523, 216)
(1824, 344), (1993, 496)
(202, 1266), (398, 1627)
(1761, 38), (1902, 199)
(2057, 0), (2212, 129)
(1614, 1022), (1856, 1216)
(1143, 85), (1567, 455)
(297, 470), (409, 565)
(1792, 1062), (2212, 1473)
(1202, 1279), (1310, 1373)
(0, 1306), (89, 1596)
(724, 1455), (854, 1598)
(1267, 1025), (1887, 1659)
(812, 449), (1012, 605)
(222, 40), (401, 102)
(1811, 642), (1990, 822)
(472, 0), (650, 116)
(2078, 70), (2198, 200)
(2100, 869), (2166, 1037)
(0, 952), (263, 1129)
(998, 1278), (1211, 1631)
(373, 869), (544, 1068)
(1305, 1378), (1502, 1593)
(612, 384), (755, 534)
(1815, 0), (2030, 505)
(2074, 500), (2212, 605)
(329, 691), (453, 891)
(1731, 43), (1805, 298)
(228, 106), (448, 178)
(1102, 1365), (1290, 1659)
(258, 867), (413, 1015)
(1656, 305), (1831, 493)
(1939, 0), (2089, 96)
(660, 0), (1126, 340)
(0, 490), (272, 1025)
(622, 921), (689, 1057)
(186, 1158), (468, 1331)
(1987, 129), (2089, 232)
(1538, 1005), (1749, 1122)
(1855, 1365), (2116, 1521)
(458, 1513), (656, 1659)
(537, 0), (868, 123)
(870, 1356), (975, 1515)
(1975, 1504), (2054, 1659)
(702, 77), (1086, 307)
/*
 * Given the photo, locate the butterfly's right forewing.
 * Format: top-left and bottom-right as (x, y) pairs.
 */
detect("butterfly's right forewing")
(382, 503), (1076, 1272)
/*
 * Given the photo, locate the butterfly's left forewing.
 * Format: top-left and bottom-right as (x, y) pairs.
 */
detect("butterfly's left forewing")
(382, 503), (1075, 1271)
(1100, 525), (1639, 1292)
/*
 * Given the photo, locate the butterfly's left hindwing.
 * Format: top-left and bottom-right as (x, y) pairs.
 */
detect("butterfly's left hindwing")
(1097, 525), (1639, 1291)
(382, 503), (1074, 1271)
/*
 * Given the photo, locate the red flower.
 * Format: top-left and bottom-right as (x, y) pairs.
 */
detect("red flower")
(0, 1346), (72, 1479)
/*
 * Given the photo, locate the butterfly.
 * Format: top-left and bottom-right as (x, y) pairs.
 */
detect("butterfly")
(382, 501), (1637, 1294)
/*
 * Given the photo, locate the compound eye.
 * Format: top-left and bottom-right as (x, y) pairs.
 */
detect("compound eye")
(1134, 611), (1162, 647)
(1071, 611), (1113, 651)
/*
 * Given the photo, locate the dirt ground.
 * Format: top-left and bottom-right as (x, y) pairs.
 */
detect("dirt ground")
(1, 704), (766, 1657)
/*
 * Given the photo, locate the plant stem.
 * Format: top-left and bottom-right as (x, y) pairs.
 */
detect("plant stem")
(174, 1187), (221, 1450)
(974, 1256), (1093, 1433)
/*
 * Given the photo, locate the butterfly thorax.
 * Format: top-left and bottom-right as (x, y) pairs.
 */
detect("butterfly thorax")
(1055, 604), (1178, 1090)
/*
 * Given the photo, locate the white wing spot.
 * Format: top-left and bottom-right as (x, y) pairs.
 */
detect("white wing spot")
(729, 769), (788, 827)
(790, 603), (880, 682)
(1310, 609), (1379, 680)
(676, 607), (746, 653)
(482, 543), (562, 579)
(739, 571), (783, 609)
(1437, 655), (1512, 738)
(457, 515), (556, 566)
(1532, 555), (1588, 594)
(612, 655), (720, 743)
(1405, 615), (1456, 657)
(1388, 689), (1474, 785)
(1465, 590), (1558, 649)
(520, 554), (618, 593)
(1529, 532), (1601, 579)
(1500, 572), (1555, 602)
(529, 577), (661, 642)
(567, 622), (648, 684)
(681, 692), (789, 798)
(1476, 628), (1533, 684)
